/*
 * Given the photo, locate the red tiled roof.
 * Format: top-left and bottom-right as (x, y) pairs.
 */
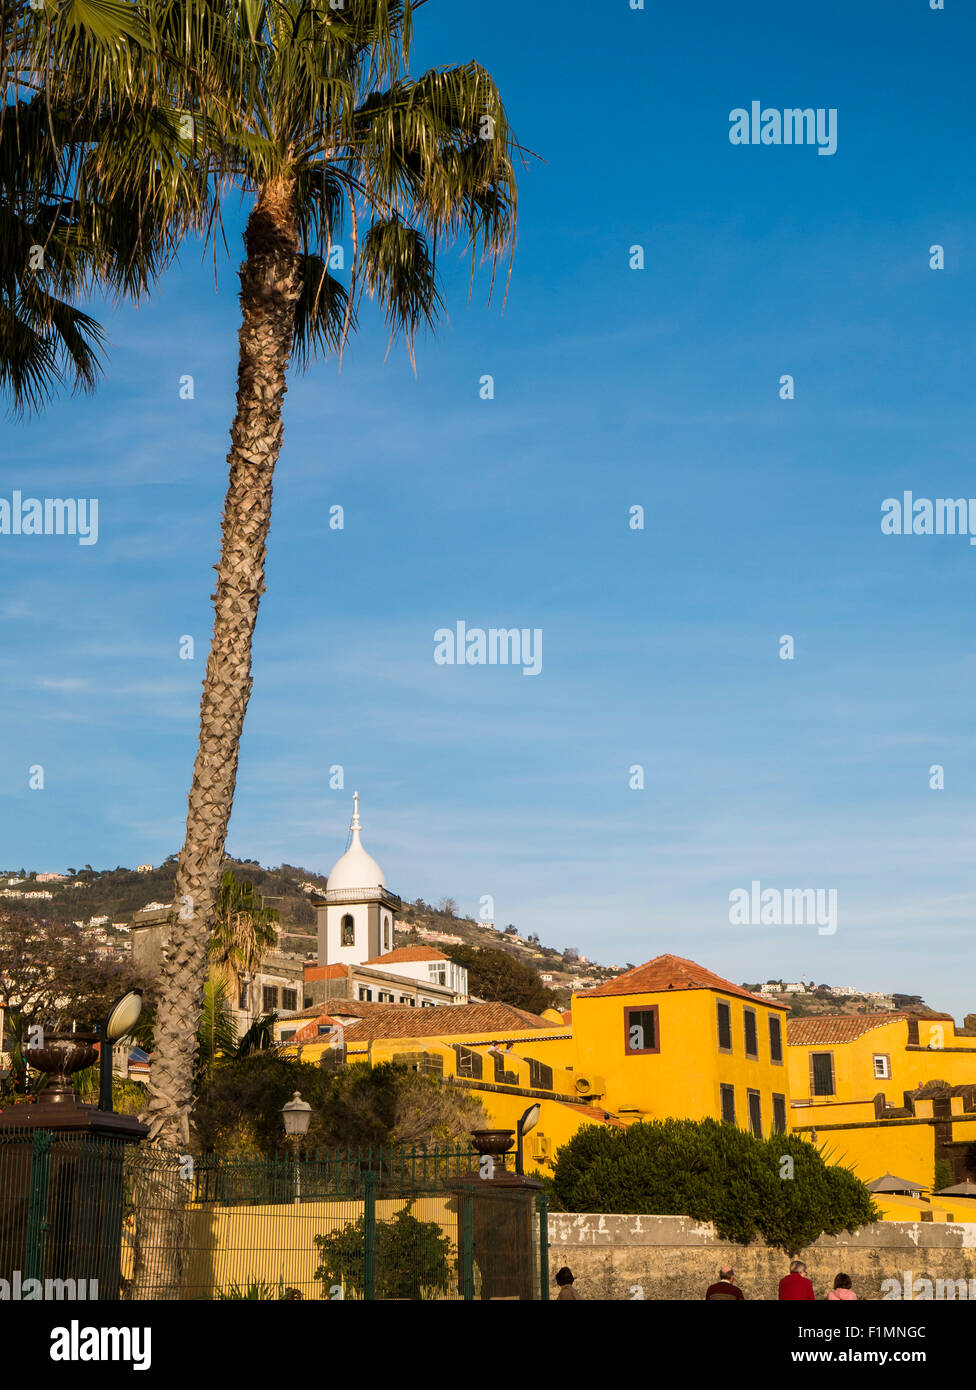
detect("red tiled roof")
(304, 963), (350, 982)
(365, 946), (448, 964)
(337, 1002), (552, 1044)
(286, 1014), (341, 1044)
(293, 997), (405, 1020)
(786, 1011), (952, 1045)
(578, 954), (786, 1008)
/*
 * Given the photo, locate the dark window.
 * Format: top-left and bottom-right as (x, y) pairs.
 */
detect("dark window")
(527, 1058), (553, 1090)
(262, 985), (278, 1012)
(624, 1006), (659, 1054)
(238, 982), (249, 1011)
(316, 1024), (332, 1036)
(772, 1094), (787, 1134)
(280, 1029), (297, 1042)
(811, 1053), (835, 1096)
(357, 987), (372, 1002)
(717, 1000), (732, 1051)
(747, 1090), (762, 1138)
(455, 1046), (483, 1080)
(743, 1009), (758, 1058)
(303, 996), (313, 1010)
(769, 1014), (783, 1064)
(378, 991), (394, 1003)
(281, 988), (297, 1012)
(341, 914), (355, 946)
(393, 1051), (442, 1076)
(720, 1084), (735, 1124)
(492, 1051), (518, 1085)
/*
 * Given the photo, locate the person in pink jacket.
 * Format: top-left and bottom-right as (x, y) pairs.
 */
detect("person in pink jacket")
(827, 1272), (857, 1301)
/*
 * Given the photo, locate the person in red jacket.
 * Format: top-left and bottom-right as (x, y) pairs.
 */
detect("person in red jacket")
(778, 1260), (816, 1300)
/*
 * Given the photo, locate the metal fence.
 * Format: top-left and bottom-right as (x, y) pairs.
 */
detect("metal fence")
(0, 1130), (549, 1301)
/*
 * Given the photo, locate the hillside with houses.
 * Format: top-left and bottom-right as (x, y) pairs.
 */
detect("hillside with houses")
(0, 861), (931, 1015)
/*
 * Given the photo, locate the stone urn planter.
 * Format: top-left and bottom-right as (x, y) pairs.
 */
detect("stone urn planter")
(471, 1129), (516, 1158)
(26, 1031), (99, 1103)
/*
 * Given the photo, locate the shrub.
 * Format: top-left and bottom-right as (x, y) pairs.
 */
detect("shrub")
(549, 1119), (879, 1252)
(313, 1202), (453, 1300)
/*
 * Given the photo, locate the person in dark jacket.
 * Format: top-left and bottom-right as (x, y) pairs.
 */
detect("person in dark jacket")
(779, 1260), (816, 1300)
(705, 1266), (744, 1300)
(554, 1266), (581, 1299)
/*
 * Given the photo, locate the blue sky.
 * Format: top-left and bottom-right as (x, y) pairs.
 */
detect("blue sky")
(4, 0), (976, 1018)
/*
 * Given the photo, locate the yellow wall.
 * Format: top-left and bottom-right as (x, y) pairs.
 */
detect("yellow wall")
(809, 1121), (935, 1188)
(281, 986), (791, 1174)
(570, 989), (789, 1135)
(123, 1196), (458, 1299)
(277, 997), (976, 1215)
(788, 1016), (976, 1108)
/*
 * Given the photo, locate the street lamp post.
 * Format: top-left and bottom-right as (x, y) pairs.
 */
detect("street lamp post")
(99, 990), (143, 1113)
(282, 1091), (312, 1204)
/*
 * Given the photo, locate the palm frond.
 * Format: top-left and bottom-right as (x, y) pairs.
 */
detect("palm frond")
(292, 251), (354, 367)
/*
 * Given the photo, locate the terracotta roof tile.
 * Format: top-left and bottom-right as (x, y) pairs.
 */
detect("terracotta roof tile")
(365, 946), (448, 964)
(787, 1012), (929, 1045)
(304, 963), (350, 982)
(336, 1001), (552, 1043)
(789, 1013), (921, 1045)
(578, 954), (786, 1008)
(286, 1014), (341, 1044)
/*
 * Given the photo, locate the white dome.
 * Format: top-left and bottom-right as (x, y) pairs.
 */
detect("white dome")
(327, 794), (385, 892)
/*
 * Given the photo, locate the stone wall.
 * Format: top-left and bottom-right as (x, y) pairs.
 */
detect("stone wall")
(548, 1213), (976, 1300)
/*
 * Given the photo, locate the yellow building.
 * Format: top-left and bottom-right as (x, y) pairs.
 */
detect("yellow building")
(787, 1012), (976, 1194)
(277, 954), (792, 1174)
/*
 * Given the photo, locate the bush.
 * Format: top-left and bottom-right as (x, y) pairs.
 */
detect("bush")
(549, 1119), (879, 1252)
(313, 1202), (453, 1300)
(934, 1158), (954, 1192)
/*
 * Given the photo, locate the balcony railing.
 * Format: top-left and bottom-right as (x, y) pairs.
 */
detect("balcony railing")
(315, 887), (401, 906)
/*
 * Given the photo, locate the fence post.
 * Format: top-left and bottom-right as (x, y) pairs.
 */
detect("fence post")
(363, 1169), (377, 1301)
(24, 1129), (52, 1284)
(460, 1193), (475, 1300)
(538, 1192), (549, 1301)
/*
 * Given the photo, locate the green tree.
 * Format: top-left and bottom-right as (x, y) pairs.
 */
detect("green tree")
(0, 3), (163, 411)
(443, 944), (557, 1014)
(208, 868), (280, 980)
(193, 1057), (485, 1155)
(195, 973), (239, 1086)
(313, 1201), (453, 1300)
(549, 1119), (879, 1253)
(934, 1158), (954, 1192)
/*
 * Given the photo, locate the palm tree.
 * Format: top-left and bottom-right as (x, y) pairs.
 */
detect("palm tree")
(196, 973), (238, 1085)
(208, 867), (280, 1014)
(0, 1), (192, 411)
(137, 0), (519, 1150)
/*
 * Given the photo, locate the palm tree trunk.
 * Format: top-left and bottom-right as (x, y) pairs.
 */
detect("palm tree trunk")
(143, 176), (301, 1161)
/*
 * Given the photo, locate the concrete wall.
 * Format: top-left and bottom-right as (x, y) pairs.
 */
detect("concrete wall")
(548, 1213), (976, 1301)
